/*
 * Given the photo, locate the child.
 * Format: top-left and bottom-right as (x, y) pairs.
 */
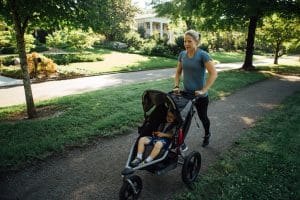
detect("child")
(130, 110), (177, 167)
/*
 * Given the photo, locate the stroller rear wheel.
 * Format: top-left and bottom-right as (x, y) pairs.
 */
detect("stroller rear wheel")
(181, 151), (201, 186)
(119, 175), (143, 200)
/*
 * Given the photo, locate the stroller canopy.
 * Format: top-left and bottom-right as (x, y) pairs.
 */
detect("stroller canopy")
(142, 90), (193, 123)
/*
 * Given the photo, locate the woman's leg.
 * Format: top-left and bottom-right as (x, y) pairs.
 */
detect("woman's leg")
(195, 96), (210, 135)
(195, 96), (211, 146)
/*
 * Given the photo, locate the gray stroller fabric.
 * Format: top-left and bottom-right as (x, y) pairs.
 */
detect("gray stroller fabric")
(179, 101), (192, 121)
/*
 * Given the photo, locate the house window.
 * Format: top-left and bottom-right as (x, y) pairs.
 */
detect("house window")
(138, 23), (144, 29)
(156, 23), (160, 30)
(146, 22), (150, 29)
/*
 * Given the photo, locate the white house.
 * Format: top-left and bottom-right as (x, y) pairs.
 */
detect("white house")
(134, 11), (173, 42)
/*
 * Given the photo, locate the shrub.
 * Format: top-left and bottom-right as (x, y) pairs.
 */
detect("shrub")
(140, 40), (156, 55)
(46, 28), (99, 50)
(30, 43), (49, 52)
(0, 47), (16, 54)
(150, 44), (172, 57)
(45, 53), (103, 65)
(0, 65), (23, 79)
(175, 36), (184, 50)
(124, 31), (144, 50)
(0, 29), (35, 53)
(137, 26), (146, 38)
(1, 56), (17, 66)
(167, 43), (182, 56)
(200, 43), (209, 52)
(27, 52), (57, 77)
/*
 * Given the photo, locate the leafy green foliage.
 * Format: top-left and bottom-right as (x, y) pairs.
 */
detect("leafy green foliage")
(123, 31), (144, 50)
(87, 0), (137, 41)
(154, 0), (199, 29)
(257, 14), (300, 62)
(46, 28), (101, 50)
(0, 65), (23, 78)
(0, 27), (35, 53)
(0, 0), (103, 118)
(45, 53), (104, 65)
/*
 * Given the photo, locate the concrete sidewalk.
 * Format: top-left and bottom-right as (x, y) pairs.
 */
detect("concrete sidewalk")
(0, 75), (23, 87)
(0, 62), (244, 107)
(0, 62), (244, 87)
(0, 56), (298, 107)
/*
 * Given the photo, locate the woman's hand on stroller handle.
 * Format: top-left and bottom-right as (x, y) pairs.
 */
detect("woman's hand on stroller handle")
(192, 90), (206, 103)
(195, 90), (206, 96)
(172, 86), (180, 95)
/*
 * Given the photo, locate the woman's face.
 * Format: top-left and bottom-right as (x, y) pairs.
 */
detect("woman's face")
(184, 34), (198, 51)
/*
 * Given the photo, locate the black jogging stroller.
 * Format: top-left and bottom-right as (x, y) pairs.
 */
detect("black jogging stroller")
(119, 90), (202, 200)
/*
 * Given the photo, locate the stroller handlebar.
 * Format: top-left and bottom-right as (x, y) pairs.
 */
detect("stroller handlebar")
(171, 90), (205, 104)
(192, 94), (205, 103)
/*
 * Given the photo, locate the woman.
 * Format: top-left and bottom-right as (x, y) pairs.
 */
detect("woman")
(174, 30), (217, 147)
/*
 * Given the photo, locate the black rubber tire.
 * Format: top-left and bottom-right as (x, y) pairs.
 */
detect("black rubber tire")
(182, 151), (201, 186)
(119, 175), (143, 200)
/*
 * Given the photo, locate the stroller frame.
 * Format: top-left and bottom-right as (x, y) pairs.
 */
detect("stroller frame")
(119, 90), (202, 200)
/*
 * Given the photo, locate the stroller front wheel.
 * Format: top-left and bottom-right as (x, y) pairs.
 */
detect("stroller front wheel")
(119, 175), (143, 200)
(181, 151), (201, 187)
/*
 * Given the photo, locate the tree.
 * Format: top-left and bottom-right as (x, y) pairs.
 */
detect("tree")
(0, 0), (96, 118)
(153, 0), (198, 29)
(155, 0), (300, 70)
(258, 14), (300, 64)
(86, 0), (137, 41)
(202, 0), (300, 70)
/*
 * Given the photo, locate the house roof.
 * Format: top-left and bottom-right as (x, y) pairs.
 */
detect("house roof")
(135, 13), (170, 23)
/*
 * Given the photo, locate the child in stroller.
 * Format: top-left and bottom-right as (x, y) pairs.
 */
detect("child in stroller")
(130, 110), (177, 167)
(119, 90), (202, 200)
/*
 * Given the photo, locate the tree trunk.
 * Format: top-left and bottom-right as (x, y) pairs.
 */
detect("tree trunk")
(274, 41), (280, 64)
(13, 14), (37, 118)
(242, 16), (258, 70)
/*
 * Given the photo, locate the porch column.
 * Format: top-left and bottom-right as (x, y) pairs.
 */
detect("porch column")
(160, 22), (163, 38)
(149, 20), (153, 36)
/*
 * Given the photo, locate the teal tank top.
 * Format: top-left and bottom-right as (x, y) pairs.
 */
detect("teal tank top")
(178, 48), (211, 96)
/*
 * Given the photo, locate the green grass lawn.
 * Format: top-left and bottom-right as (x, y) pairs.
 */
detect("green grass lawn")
(258, 64), (300, 76)
(58, 55), (177, 75)
(0, 70), (271, 171)
(56, 51), (248, 76)
(61, 51), (247, 75)
(176, 91), (300, 200)
(0, 50), (248, 78)
(211, 51), (245, 63)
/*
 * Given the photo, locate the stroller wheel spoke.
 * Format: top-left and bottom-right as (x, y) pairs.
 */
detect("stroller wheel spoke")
(182, 151), (202, 186)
